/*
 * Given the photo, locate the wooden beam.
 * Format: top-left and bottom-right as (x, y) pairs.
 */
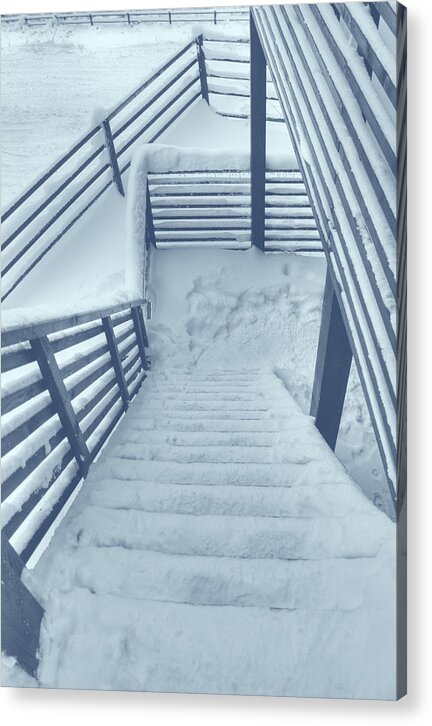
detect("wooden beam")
(3, 298), (145, 346)
(30, 335), (91, 477)
(1, 534), (44, 677)
(146, 182), (156, 249)
(102, 316), (130, 410)
(101, 118), (125, 196)
(250, 10), (267, 250)
(196, 34), (209, 103)
(131, 306), (150, 370)
(310, 268), (353, 450)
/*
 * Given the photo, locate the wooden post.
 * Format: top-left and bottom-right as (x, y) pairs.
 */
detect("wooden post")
(250, 11), (267, 251)
(310, 268), (353, 450)
(196, 34), (209, 103)
(31, 336), (91, 477)
(146, 182), (156, 249)
(102, 316), (130, 410)
(1, 533), (44, 677)
(131, 306), (150, 371)
(101, 118), (125, 197)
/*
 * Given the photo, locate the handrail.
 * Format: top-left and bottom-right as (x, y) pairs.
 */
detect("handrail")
(1, 38), (205, 302)
(1, 299), (149, 564)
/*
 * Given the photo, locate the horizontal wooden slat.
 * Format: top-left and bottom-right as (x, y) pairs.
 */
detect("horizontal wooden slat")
(2, 299), (145, 346)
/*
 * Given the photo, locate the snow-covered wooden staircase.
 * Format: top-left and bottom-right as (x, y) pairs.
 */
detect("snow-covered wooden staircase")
(28, 368), (396, 698)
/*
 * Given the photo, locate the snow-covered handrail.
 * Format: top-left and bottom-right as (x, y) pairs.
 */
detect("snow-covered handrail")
(1, 298), (149, 564)
(1, 38), (206, 303)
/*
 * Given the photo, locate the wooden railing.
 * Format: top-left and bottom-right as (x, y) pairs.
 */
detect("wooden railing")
(250, 2), (405, 507)
(1, 300), (149, 565)
(203, 33), (284, 123)
(3, 8), (249, 27)
(147, 168), (320, 251)
(1, 38), (205, 302)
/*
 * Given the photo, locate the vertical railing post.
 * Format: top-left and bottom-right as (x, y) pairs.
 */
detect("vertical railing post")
(30, 335), (91, 477)
(146, 181), (156, 249)
(102, 316), (130, 410)
(310, 268), (353, 450)
(1, 533), (44, 677)
(250, 10), (267, 251)
(196, 34), (209, 103)
(131, 306), (150, 371)
(101, 118), (125, 197)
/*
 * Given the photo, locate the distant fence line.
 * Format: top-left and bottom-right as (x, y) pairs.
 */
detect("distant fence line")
(2, 8), (249, 27)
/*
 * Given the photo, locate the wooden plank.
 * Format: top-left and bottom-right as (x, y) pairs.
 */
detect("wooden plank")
(49, 322), (104, 355)
(1, 126), (99, 222)
(1, 346), (35, 373)
(3, 142), (105, 251)
(2, 298), (145, 346)
(2, 378), (46, 416)
(250, 10), (266, 251)
(1, 400), (56, 456)
(102, 316), (130, 409)
(76, 373), (117, 423)
(113, 57), (197, 140)
(83, 388), (122, 441)
(2, 427), (66, 502)
(107, 39), (196, 120)
(116, 77), (200, 159)
(30, 336), (91, 477)
(310, 268), (353, 450)
(2, 163), (111, 278)
(1, 179), (113, 304)
(146, 182), (156, 249)
(131, 306), (150, 370)
(101, 118), (124, 196)
(60, 342), (109, 380)
(18, 468), (83, 565)
(1, 534), (44, 677)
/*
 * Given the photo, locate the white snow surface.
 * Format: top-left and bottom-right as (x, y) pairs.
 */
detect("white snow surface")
(26, 366), (396, 698)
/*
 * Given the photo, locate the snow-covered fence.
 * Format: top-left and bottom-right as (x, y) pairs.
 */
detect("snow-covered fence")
(250, 2), (405, 508)
(1, 300), (149, 565)
(203, 33), (284, 123)
(1, 38), (204, 302)
(147, 168), (320, 251)
(3, 8), (249, 27)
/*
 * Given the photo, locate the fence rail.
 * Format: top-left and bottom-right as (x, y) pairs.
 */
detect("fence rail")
(1, 300), (149, 565)
(2, 8), (249, 26)
(147, 168), (320, 251)
(1, 38), (203, 302)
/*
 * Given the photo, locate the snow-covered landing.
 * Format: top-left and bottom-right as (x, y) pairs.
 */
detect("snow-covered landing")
(26, 368), (396, 699)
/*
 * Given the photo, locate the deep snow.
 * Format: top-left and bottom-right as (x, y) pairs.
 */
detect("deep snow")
(24, 368), (396, 698)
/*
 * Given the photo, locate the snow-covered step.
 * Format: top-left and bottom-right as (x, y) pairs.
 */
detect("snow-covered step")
(111, 429), (277, 447)
(62, 507), (390, 561)
(119, 418), (284, 433)
(86, 480), (375, 519)
(43, 546), (393, 612)
(35, 590), (395, 697)
(95, 458), (347, 487)
(106, 441), (316, 465)
(31, 367), (395, 697)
